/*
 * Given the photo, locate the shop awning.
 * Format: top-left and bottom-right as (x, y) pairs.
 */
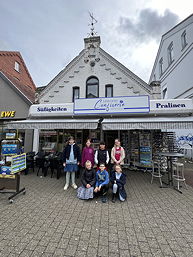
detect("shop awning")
(102, 116), (193, 130)
(6, 119), (99, 130)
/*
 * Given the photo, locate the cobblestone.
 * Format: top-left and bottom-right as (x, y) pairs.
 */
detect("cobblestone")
(0, 168), (193, 256)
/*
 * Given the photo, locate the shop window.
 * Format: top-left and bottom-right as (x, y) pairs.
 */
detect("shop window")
(168, 42), (174, 66)
(105, 84), (113, 97)
(14, 61), (20, 72)
(181, 30), (187, 50)
(159, 58), (163, 77)
(72, 87), (80, 102)
(86, 76), (99, 98)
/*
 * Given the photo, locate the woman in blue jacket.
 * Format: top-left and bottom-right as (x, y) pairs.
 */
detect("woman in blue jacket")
(110, 164), (127, 203)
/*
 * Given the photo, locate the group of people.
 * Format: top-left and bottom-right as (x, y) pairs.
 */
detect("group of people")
(62, 137), (127, 203)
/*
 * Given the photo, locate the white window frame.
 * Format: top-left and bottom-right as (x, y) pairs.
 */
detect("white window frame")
(168, 42), (174, 66)
(14, 61), (20, 72)
(162, 87), (167, 99)
(72, 87), (80, 102)
(159, 58), (163, 77)
(181, 30), (187, 50)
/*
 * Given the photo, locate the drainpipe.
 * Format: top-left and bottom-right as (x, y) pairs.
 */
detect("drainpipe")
(99, 117), (104, 141)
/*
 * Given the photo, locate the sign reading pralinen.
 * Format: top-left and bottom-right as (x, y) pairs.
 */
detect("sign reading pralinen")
(74, 96), (150, 115)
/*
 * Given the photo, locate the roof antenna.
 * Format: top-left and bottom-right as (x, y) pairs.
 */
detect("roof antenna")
(88, 12), (97, 37)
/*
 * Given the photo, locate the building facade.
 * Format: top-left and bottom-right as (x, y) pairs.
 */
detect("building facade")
(149, 14), (193, 155)
(149, 14), (193, 99)
(0, 51), (36, 152)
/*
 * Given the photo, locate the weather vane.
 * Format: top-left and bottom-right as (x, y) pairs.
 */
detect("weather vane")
(88, 12), (97, 37)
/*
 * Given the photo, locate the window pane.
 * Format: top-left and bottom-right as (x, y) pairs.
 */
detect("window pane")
(168, 43), (174, 65)
(73, 87), (79, 101)
(106, 85), (113, 97)
(87, 84), (98, 98)
(159, 58), (163, 76)
(181, 31), (187, 49)
(87, 78), (98, 84)
(162, 88), (167, 99)
(14, 61), (20, 72)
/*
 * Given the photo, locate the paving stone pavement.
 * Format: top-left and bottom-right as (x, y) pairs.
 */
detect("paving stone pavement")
(1, 168), (193, 257)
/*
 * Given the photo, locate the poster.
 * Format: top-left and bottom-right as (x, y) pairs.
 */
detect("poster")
(0, 166), (15, 178)
(11, 153), (26, 174)
(1, 144), (18, 155)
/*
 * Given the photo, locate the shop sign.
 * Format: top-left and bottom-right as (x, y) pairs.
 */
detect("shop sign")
(0, 111), (15, 118)
(150, 99), (193, 114)
(74, 96), (150, 115)
(29, 104), (73, 117)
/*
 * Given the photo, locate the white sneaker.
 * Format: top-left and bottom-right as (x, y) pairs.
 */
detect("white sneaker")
(64, 184), (69, 190)
(71, 183), (77, 189)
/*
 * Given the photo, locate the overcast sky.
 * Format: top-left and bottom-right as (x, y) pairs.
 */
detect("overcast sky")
(0, 0), (192, 87)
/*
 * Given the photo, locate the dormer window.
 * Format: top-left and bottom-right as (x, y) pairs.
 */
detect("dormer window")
(181, 30), (187, 50)
(168, 42), (174, 66)
(14, 61), (20, 72)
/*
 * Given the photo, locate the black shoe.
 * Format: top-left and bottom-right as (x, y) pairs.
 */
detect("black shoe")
(101, 196), (107, 203)
(112, 194), (116, 203)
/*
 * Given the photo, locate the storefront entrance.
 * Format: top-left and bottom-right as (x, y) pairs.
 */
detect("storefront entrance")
(104, 130), (118, 150)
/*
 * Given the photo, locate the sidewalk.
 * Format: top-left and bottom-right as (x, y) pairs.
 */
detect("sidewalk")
(0, 167), (193, 257)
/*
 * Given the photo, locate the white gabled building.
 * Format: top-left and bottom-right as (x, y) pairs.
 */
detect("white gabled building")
(38, 36), (158, 104)
(149, 14), (193, 99)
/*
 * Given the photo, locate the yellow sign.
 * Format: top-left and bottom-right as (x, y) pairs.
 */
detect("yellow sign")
(0, 111), (16, 118)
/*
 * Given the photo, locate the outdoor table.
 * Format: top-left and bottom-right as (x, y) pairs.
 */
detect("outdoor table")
(159, 152), (184, 190)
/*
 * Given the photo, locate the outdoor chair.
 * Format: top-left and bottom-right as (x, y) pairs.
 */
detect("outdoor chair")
(151, 161), (163, 187)
(36, 157), (46, 176)
(172, 162), (187, 191)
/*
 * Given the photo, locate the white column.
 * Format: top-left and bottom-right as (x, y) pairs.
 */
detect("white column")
(32, 129), (39, 153)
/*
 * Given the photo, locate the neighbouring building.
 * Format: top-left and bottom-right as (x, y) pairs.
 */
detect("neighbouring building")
(149, 14), (193, 157)
(0, 51), (36, 152)
(149, 14), (193, 100)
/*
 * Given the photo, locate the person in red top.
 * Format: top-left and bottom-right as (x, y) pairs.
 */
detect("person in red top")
(110, 139), (125, 170)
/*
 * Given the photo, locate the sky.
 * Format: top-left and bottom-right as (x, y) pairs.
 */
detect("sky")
(0, 0), (192, 87)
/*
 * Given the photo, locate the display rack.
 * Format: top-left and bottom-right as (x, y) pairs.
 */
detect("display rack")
(121, 131), (130, 164)
(0, 133), (26, 203)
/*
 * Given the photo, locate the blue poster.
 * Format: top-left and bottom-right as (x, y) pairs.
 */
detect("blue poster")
(1, 144), (18, 155)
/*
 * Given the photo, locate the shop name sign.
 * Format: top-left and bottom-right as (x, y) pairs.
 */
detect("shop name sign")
(29, 104), (73, 117)
(150, 99), (193, 114)
(74, 96), (150, 115)
(0, 111), (15, 118)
